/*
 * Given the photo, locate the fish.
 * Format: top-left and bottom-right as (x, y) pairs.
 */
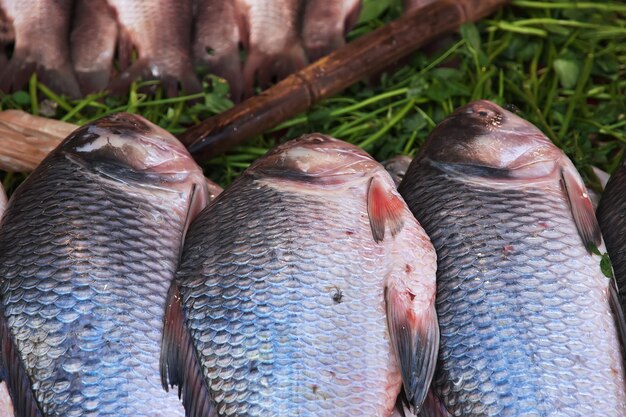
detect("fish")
(193, 0), (244, 101)
(239, 0), (308, 96)
(1, 0), (360, 99)
(0, 113), (210, 416)
(160, 134), (439, 417)
(398, 100), (626, 416)
(597, 160), (626, 313)
(70, 0), (118, 95)
(301, 0), (361, 61)
(382, 155), (413, 187)
(105, 0), (202, 97)
(193, 0), (362, 100)
(0, 0), (81, 98)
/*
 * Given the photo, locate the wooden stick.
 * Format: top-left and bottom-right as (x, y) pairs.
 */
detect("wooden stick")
(179, 0), (509, 162)
(0, 110), (76, 172)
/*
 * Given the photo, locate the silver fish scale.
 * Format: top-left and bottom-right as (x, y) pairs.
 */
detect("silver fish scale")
(400, 164), (626, 416)
(0, 155), (185, 416)
(178, 179), (406, 417)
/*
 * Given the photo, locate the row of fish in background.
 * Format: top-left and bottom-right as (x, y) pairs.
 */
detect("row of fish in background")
(0, 100), (624, 416)
(0, 0), (432, 102)
(0, 0), (365, 100)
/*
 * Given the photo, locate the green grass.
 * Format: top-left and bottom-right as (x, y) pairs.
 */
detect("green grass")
(1, 0), (625, 193)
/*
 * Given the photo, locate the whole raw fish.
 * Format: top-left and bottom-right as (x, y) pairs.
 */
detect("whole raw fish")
(161, 134), (439, 417)
(70, 0), (118, 94)
(301, 0), (361, 61)
(105, 0), (201, 97)
(2, 0), (361, 98)
(598, 160), (626, 313)
(0, 113), (209, 416)
(239, 0), (308, 96)
(193, 0), (244, 101)
(399, 100), (626, 416)
(0, 0), (80, 98)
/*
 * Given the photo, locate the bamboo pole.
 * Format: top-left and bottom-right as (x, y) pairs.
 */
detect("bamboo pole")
(179, 0), (509, 162)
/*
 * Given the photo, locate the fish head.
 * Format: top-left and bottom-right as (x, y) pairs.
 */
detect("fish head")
(421, 100), (561, 180)
(59, 112), (209, 217)
(248, 134), (382, 186)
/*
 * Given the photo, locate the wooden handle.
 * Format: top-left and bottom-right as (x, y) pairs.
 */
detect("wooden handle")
(0, 111), (76, 172)
(179, 0), (508, 162)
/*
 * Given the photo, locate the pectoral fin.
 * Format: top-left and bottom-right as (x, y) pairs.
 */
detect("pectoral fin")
(385, 285), (439, 414)
(160, 284), (213, 417)
(0, 311), (42, 417)
(561, 163), (602, 252)
(417, 390), (451, 417)
(367, 176), (405, 243)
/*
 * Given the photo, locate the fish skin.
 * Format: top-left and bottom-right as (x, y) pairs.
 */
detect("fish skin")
(193, 0), (244, 102)
(70, 0), (118, 95)
(0, 183), (6, 219)
(0, 113), (209, 416)
(106, 0), (202, 97)
(0, 186), (9, 417)
(598, 161), (626, 313)
(400, 100), (626, 416)
(301, 0), (361, 61)
(0, 6), (13, 68)
(161, 134), (438, 417)
(383, 155), (413, 187)
(0, 0), (81, 98)
(238, 0), (308, 96)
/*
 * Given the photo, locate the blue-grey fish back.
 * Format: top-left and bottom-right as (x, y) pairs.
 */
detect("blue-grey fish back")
(0, 154), (185, 416)
(400, 163), (626, 416)
(175, 177), (422, 416)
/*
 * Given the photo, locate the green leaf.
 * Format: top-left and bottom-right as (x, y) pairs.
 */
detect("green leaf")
(358, 0), (392, 23)
(600, 253), (613, 279)
(553, 58), (581, 89)
(403, 113), (427, 132)
(12, 91), (30, 105)
(460, 23), (481, 51)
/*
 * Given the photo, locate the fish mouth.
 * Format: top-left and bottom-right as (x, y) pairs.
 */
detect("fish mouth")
(249, 134), (379, 185)
(448, 100), (550, 139)
(421, 100), (562, 180)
